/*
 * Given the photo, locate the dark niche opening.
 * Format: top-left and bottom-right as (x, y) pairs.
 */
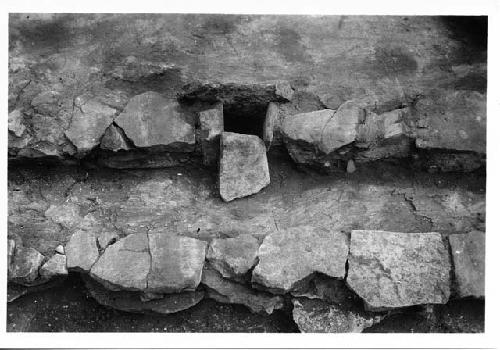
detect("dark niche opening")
(223, 103), (267, 138)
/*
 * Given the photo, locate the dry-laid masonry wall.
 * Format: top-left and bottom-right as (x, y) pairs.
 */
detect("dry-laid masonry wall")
(8, 14), (486, 332)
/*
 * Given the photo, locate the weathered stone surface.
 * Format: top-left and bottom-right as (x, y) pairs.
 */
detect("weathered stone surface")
(40, 253), (67, 280)
(449, 231), (485, 298)
(90, 234), (150, 291)
(252, 226), (349, 292)
(263, 102), (279, 148)
(202, 267), (283, 314)
(281, 102), (361, 163)
(115, 91), (195, 149)
(84, 276), (204, 314)
(347, 230), (451, 310)
(199, 103), (223, 166)
(9, 246), (45, 285)
(147, 234), (207, 293)
(415, 91), (486, 154)
(292, 298), (385, 333)
(207, 234), (259, 279)
(8, 109), (26, 137)
(55, 245), (65, 255)
(8, 239), (16, 269)
(65, 229), (99, 272)
(44, 202), (82, 230)
(64, 98), (116, 154)
(100, 124), (131, 152)
(219, 132), (270, 202)
(291, 275), (357, 305)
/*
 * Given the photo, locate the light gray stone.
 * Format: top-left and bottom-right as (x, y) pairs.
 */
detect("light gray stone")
(9, 247), (45, 285)
(347, 230), (451, 310)
(40, 254), (67, 279)
(115, 91), (195, 149)
(199, 103), (223, 166)
(449, 231), (485, 298)
(64, 98), (116, 154)
(90, 234), (150, 291)
(8, 109), (26, 137)
(252, 226), (349, 292)
(65, 229), (99, 272)
(263, 102), (278, 148)
(219, 132), (270, 202)
(207, 234), (259, 279)
(147, 233), (207, 293)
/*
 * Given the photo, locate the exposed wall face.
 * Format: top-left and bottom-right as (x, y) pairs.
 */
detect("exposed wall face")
(8, 14), (486, 163)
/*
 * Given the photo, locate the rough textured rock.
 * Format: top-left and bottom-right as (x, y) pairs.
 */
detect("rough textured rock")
(199, 103), (224, 166)
(292, 298), (385, 333)
(65, 229), (99, 272)
(8, 246), (45, 285)
(202, 267), (283, 314)
(100, 124), (131, 152)
(90, 234), (150, 291)
(219, 132), (270, 202)
(291, 274), (357, 305)
(84, 276), (204, 314)
(114, 91), (195, 149)
(347, 230), (451, 310)
(414, 91), (486, 154)
(449, 231), (485, 298)
(252, 227), (349, 292)
(147, 234), (207, 293)
(281, 103), (361, 163)
(8, 109), (26, 137)
(64, 98), (116, 154)
(39, 253), (67, 280)
(207, 234), (260, 279)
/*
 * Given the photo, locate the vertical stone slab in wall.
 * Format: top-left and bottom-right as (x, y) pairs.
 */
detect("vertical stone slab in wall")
(199, 103), (224, 166)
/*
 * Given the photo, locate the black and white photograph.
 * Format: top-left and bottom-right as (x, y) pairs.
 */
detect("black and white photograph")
(2, 1), (497, 347)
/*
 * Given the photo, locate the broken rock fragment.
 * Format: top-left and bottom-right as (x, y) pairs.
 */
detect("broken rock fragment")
(207, 234), (259, 279)
(40, 253), (67, 280)
(202, 266), (283, 314)
(219, 132), (270, 202)
(252, 226), (349, 292)
(346, 230), (451, 310)
(64, 98), (116, 154)
(263, 102), (279, 148)
(90, 234), (150, 291)
(449, 231), (485, 298)
(147, 233), (207, 293)
(292, 298), (385, 333)
(199, 103), (224, 166)
(8, 109), (26, 137)
(84, 276), (204, 314)
(8, 246), (45, 285)
(115, 91), (195, 150)
(65, 229), (99, 272)
(100, 124), (131, 152)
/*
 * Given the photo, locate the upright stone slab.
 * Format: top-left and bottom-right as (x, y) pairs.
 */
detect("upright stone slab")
(65, 229), (99, 272)
(449, 231), (485, 298)
(115, 91), (195, 149)
(40, 253), (67, 280)
(219, 132), (270, 202)
(90, 234), (151, 291)
(263, 102), (279, 148)
(199, 103), (223, 166)
(252, 226), (349, 292)
(347, 230), (451, 310)
(147, 233), (207, 293)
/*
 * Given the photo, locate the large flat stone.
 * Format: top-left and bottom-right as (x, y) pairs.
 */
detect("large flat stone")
(199, 103), (224, 166)
(449, 231), (485, 298)
(115, 91), (195, 149)
(65, 229), (99, 272)
(252, 226), (349, 292)
(219, 132), (270, 202)
(202, 266), (283, 314)
(147, 233), (207, 293)
(346, 230), (451, 310)
(64, 98), (116, 154)
(292, 298), (385, 333)
(207, 234), (259, 279)
(90, 234), (150, 291)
